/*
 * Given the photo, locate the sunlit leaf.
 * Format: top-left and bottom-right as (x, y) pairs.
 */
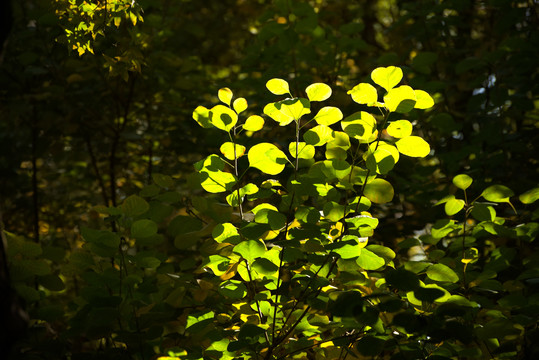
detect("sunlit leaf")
(482, 185), (514, 203)
(218, 279), (247, 299)
(347, 83), (378, 105)
(453, 174), (473, 190)
(199, 170), (237, 193)
(371, 66), (403, 91)
(414, 89), (435, 109)
(387, 120), (413, 138)
(395, 136), (430, 157)
(266, 78), (290, 95)
(364, 178), (394, 204)
(233, 240), (267, 263)
(218, 87), (233, 106)
(275, 97), (311, 120)
(233, 97), (248, 113)
(209, 104), (238, 132)
(384, 85), (416, 113)
(341, 111), (377, 143)
(445, 198), (465, 216)
(192, 106), (212, 128)
(263, 102), (295, 126)
(427, 263), (459, 283)
(356, 248), (385, 270)
(304, 124), (334, 146)
(289, 142), (315, 159)
(220, 142), (246, 160)
(519, 187), (539, 204)
(313, 106), (343, 126)
(243, 115), (264, 131)
(212, 223), (240, 244)
(306, 83), (332, 102)
(248, 143), (289, 175)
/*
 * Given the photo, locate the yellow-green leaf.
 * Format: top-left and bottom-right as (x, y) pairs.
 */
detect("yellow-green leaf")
(306, 83), (332, 102)
(220, 142), (246, 160)
(289, 142), (315, 159)
(209, 105), (238, 132)
(313, 106), (343, 126)
(371, 66), (403, 92)
(341, 111), (377, 143)
(347, 83), (378, 105)
(266, 78), (290, 95)
(414, 89), (435, 109)
(364, 178), (394, 204)
(275, 98), (311, 120)
(427, 264), (459, 283)
(453, 174), (473, 190)
(263, 102), (294, 126)
(199, 170), (236, 193)
(192, 106), (212, 128)
(248, 143), (289, 175)
(304, 124), (335, 146)
(243, 115), (264, 131)
(384, 85), (417, 113)
(387, 120), (413, 138)
(445, 198), (465, 216)
(233, 97), (248, 113)
(519, 187), (539, 204)
(482, 185), (514, 203)
(395, 136), (430, 157)
(218, 87), (233, 106)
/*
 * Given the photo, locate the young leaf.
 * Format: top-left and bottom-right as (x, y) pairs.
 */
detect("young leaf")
(453, 174), (473, 190)
(395, 136), (430, 157)
(199, 170), (237, 193)
(386, 120), (413, 138)
(218, 87), (233, 106)
(275, 97), (311, 120)
(445, 198), (465, 216)
(313, 106), (343, 126)
(519, 187), (539, 204)
(364, 178), (394, 204)
(212, 223), (240, 244)
(347, 83), (378, 105)
(414, 89), (435, 109)
(209, 104), (238, 131)
(306, 83), (332, 102)
(482, 185), (514, 203)
(356, 248), (385, 270)
(233, 240), (267, 263)
(266, 78), (290, 95)
(220, 142), (246, 160)
(233, 97), (248, 113)
(248, 143), (289, 175)
(192, 106), (212, 128)
(304, 124), (335, 146)
(371, 66), (403, 92)
(341, 111), (377, 143)
(264, 102), (295, 126)
(384, 85), (417, 113)
(243, 115), (264, 131)
(289, 142), (315, 159)
(427, 263), (459, 283)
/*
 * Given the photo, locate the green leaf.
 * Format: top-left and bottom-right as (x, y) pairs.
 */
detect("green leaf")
(168, 215), (203, 236)
(445, 198), (465, 216)
(81, 227), (121, 248)
(248, 143), (289, 175)
(323, 201), (345, 221)
(254, 207), (286, 230)
(233, 240), (267, 263)
(305, 83), (332, 102)
(276, 97), (311, 120)
(313, 106), (343, 126)
(482, 185), (514, 203)
(289, 142), (315, 159)
(266, 78), (290, 95)
(152, 173), (175, 189)
(387, 120), (413, 138)
(218, 87), (233, 106)
(371, 66), (403, 91)
(192, 106), (212, 128)
(356, 248), (385, 270)
(218, 280), (247, 299)
(212, 223), (240, 244)
(264, 102), (295, 126)
(366, 147), (397, 175)
(471, 203), (496, 222)
(304, 124), (334, 146)
(186, 310), (214, 332)
(395, 136), (430, 157)
(243, 115), (264, 131)
(226, 183), (259, 207)
(519, 187), (539, 204)
(347, 83), (378, 105)
(384, 85), (417, 113)
(414, 89), (435, 109)
(131, 219), (158, 238)
(364, 178), (394, 204)
(341, 111), (377, 143)
(386, 268), (420, 291)
(121, 195), (149, 217)
(427, 263), (459, 283)
(329, 236), (367, 259)
(199, 170), (237, 193)
(233, 97), (248, 113)
(209, 104), (238, 132)
(220, 142), (246, 160)
(453, 174), (473, 190)
(356, 336), (385, 357)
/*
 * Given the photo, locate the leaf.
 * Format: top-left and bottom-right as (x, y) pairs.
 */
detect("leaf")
(471, 203), (496, 222)
(356, 248), (385, 270)
(371, 66), (403, 91)
(364, 178), (394, 204)
(121, 195), (150, 217)
(313, 106), (343, 126)
(289, 142), (315, 159)
(387, 120), (413, 138)
(384, 85), (416, 113)
(482, 185), (514, 203)
(233, 97), (248, 113)
(226, 183), (259, 206)
(233, 240), (267, 263)
(209, 104), (238, 132)
(395, 136), (430, 157)
(248, 143), (289, 175)
(266, 78), (290, 95)
(445, 198), (465, 216)
(192, 106), (212, 128)
(275, 97), (311, 120)
(212, 223), (240, 244)
(263, 102), (295, 126)
(218, 87), (233, 106)
(304, 124), (335, 146)
(220, 142), (246, 160)
(453, 174), (473, 190)
(341, 111), (377, 143)
(366, 148), (397, 175)
(218, 280), (247, 299)
(414, 89), (435, 109)
(323, 202), (345, 221)
(152, 173), (175, 189)
(386, 268), (419, 291)
(427, 263), (459, 283)
(243, 115), (264, 131)
(519, 187), (539, 204)
(306, 83), (332, 102)
(199, 170), (237, 193)
(131, 219), (158, 238)
(347, 83), (378, 105)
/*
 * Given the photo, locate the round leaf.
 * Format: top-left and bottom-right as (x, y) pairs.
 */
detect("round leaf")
(364, 178), (394, 204)
(395, 136), (430, 157)
(248, 143), (289, 175)
(445, 198), (465, 216)
(387, 120), (413, 138)
(341, 111), (377, 143)
(304, 124), (334, 146)
(218, 87), (233, 106)
(305, 83), (332, 102)
(209, 104), (238, 132)
(220, 142), (246, 160)
(519, 187), (539, 204)
(289, 142), (315, 159)
(347, 83), (378, 105)
(427, 263), (459, 283)
(192, 106), (212, 128)
(218, 280), (247, 299)
(131, 219), (158, 238)
(233, 240), (267, 263)
(313, 106), (343, 126)
(371, 66), (403, 91)
(384, 85), (416, 113)
(453, 174), (473, 190)
(482, 185), (514, 203)
(121, 195), (150, 217)
(266, 78), (290, 95)
(243, 115), (264, 131)
(233, 97), (248, 113)
(414, 89), (435, 109)
(264, 102), (295, 126)
(356, 248), (385, 270)
(199, 170), (237, 193)
(212, 223), (240, 244)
